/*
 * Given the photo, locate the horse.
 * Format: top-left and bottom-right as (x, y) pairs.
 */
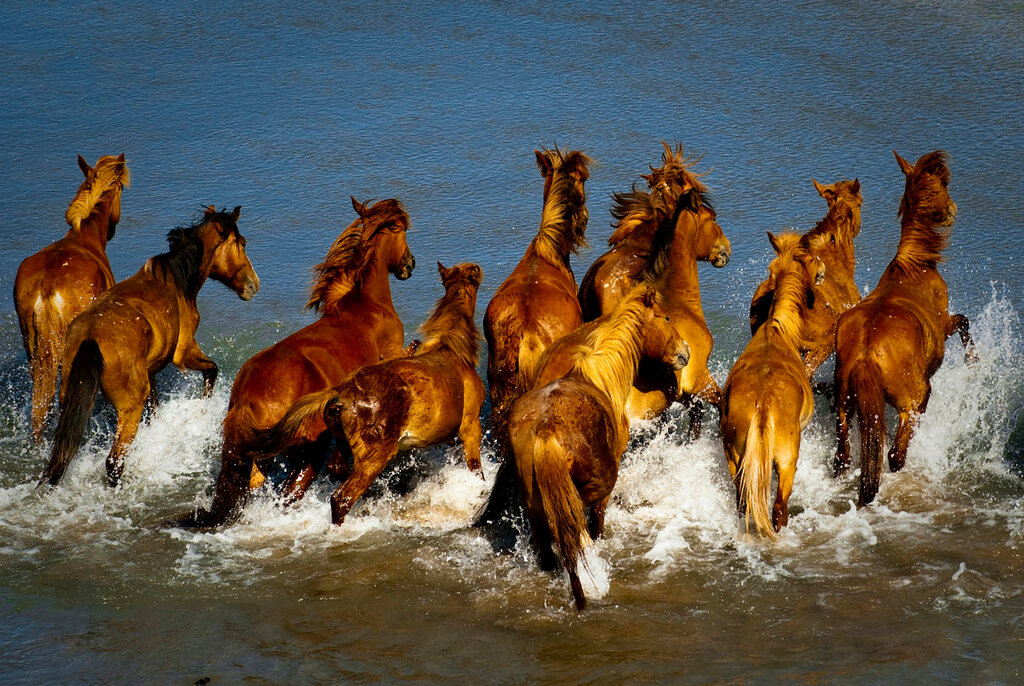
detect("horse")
(40, 206), (258, 487)
(720, 232), (825, 536)
(253, 262), (485, 526)
(833, 150), (975, 506)
(473, 147), (590, 529)
(14, 154), (130, 442)
(508, 284), (688, 611)
(590, 145), (729, 435)
(178, 197), (416, 527)
(484, 147), (591, 439)
(749, 178), (862, 379)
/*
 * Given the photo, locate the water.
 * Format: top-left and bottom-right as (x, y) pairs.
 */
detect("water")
(1, 1), (1023, 682)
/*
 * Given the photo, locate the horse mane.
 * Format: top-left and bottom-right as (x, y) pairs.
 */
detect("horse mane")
(607, 186), (665, 246)
(571, 286), (650, 419)
(894, 151), (952, 271)
(762, 233), (814, 346)
(65, 155), (130, 230)
(416, 273), (481, 368)
(306, 198), (409, 313)
(644, 142), (714, 213)
(148, 208), (238, 298)
(532, 148), (591, 264)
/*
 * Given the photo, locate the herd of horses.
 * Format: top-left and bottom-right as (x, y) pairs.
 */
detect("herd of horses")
(13, 145), (976, 611)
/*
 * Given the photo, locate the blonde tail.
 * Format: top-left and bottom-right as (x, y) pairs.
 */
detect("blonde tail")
(738, 410), (776, 538)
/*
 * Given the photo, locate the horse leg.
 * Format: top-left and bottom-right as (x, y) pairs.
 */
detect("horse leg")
(525, 506), (560, 572)
(144, 373), (159, 419)
(588, 496), (609, 539)
(28, 348), (59, 443)
(950, 313), (978, 364)
(833, 372), (852, 475)
(330, 445), (397, 526)
(773, 446), (797, 532)
(281, 434), (332, 506)
(106, 401), (146, 487)
(182, 342), (218, 397)
(889, 389), (928, 473)
(458, 410), (484, 475)
(690, 378), (723, 441)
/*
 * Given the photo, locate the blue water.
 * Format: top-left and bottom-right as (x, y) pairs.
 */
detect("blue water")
(1, 2), (1023, 683)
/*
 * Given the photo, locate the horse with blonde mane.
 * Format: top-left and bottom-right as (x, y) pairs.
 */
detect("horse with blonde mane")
(583, 145), (729, 434)
(749, 178), (862, 378)
(251, 262), (485, 525)
(721, 232), (825, 536)
(41, 206), (258, 487)
(14, 154), (130, 441)
(178, 197), (415, 527)
(508, 285), (688, 611)
(834, 151), (975, 506)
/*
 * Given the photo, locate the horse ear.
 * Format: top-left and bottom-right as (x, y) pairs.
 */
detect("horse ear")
(813, 179), (837, 205)
(231, 206), (241, 221)
(77, 154), (92, 177)
(851, 178), (861, 195)
(351, 196), (368, 217)
(894, 150), (914, 176)
(535, 149), (553, 177)
(437, 261), (448, 280)
(767, 230), (782, 254)
(204, 205), (217, 217)
(117, 153), (125, 163)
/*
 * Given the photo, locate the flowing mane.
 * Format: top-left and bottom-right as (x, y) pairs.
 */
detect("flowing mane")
(893, 151), (952, 271)
(643, 142), (714, 211)
(416, 274), (481, 368)
(65, 155), (130, 230)
(532, 148), (591, 264)
(147, 208), (239, 298)
(307, 198), (410, 312)
(761, 233), (815, 346)
(572, 287), (651, 419)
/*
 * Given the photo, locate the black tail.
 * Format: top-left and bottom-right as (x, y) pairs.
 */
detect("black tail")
(40, 339), (102, 487)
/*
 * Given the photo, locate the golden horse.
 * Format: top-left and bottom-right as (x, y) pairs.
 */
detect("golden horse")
(253, 263), (485, 526)
(749, 178), (862, 378)
(834, 151), (975, 506)
(509, 285), (689, 610)
(41, 206), (258, 486)
(720, 232), (825, 536)
(180, 198), (416, 527)
(14, 154), (130, 441)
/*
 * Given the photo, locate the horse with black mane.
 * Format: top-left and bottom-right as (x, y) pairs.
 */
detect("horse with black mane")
(41, 206), (257, 487)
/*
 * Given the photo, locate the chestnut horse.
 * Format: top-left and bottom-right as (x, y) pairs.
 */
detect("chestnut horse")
(509, 285), (687, 611)
(834, 151), (975, 506)
(749, 178), (862, 378)
(180, 198), (415, 527)
(720, 233), (825, 536)
(14, 154), (130, 441)
(40, 206), (258, 486)
(607, 148), (729, 434)
(252, 262), (485, 525)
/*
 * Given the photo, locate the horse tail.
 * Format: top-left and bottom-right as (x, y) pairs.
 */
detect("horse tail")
(249, 388), (339, 457)
(532, 434), (591, 611)
(517, 331), (546, 392)
(40, 339), (102, 487)
(851, 360), (886, 505)
(738, 408), (776, 537)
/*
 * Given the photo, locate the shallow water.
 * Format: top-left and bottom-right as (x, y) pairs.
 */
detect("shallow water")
(1, 1), (1023, 683)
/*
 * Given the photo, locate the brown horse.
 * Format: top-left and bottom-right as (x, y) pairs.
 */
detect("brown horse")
(508, 285), (686, 611)
(180, 197), (416, 527)
(608, 148), (729, 433)
(14, 154), (130, 441)
(834, 151), (975, 506)
(40, 206), (258, 487)
(721, 232), (825, 536)
(484, 147), (591, 439)
(749, 178), (862, 378)
(254, 262), (485, 525)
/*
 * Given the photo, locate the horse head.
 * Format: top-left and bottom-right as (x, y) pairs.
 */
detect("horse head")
(206, 205), (260, 301)
(895, 150), (956, 227)
(353, 197), (416, 281)
(641, 294), (691, 372)
(766, 231), (825, 314)
(67, 153), (130, 240)
(813, 178), (862, 239)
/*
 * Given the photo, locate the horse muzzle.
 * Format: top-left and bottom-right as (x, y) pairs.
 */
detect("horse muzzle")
(238, 274), (260, 301)
(396, 253), (416, 280)
(673, 341), (691, 370)
(710, 239), (731, 268)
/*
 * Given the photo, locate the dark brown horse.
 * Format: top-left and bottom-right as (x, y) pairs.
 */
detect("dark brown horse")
(253, 262), (485, 525)
(834, 151), (975, 506)
(509, 285), (687, 611)
(749, 178), (862, 378)
(14, 154), (130, 441)
(41, 206), (258, 486)
(180, 198), (415, 527)
(721, 232), (825, 536)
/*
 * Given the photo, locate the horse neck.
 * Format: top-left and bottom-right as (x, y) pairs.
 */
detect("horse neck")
(69, 193), (118, 251)
(762, 267), (808, 349)
(354, 251), (397, 310)
(893, 215), (946, 272)
(531, 172), (585, 267)
(654, 228), (702, 310)
(418, 296), (478, 366)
